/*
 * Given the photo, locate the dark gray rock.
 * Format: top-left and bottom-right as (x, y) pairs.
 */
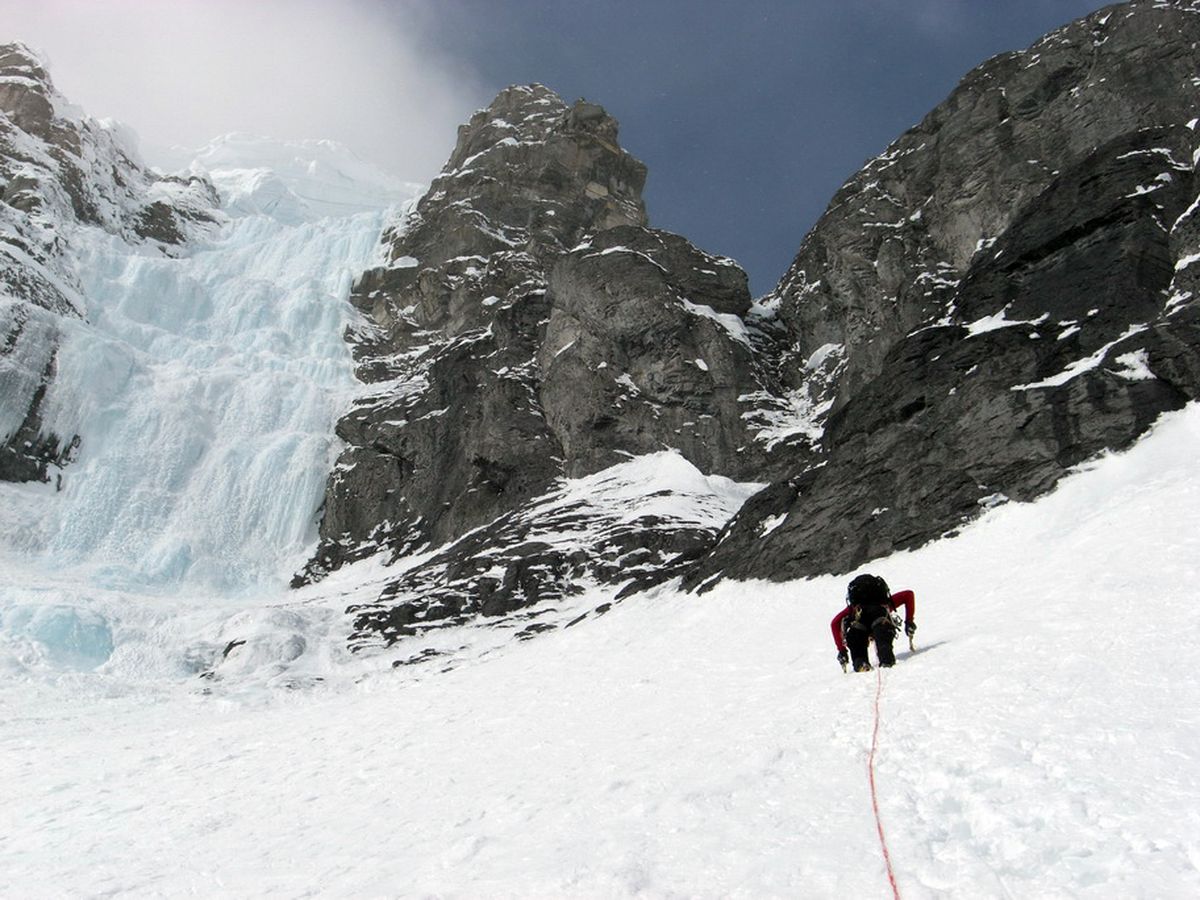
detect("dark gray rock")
(771, 0), (1200, 409)
(307, 88), (652, 577)
(302, 86), (771, 597)
(0, 306), (79, 484)
(685, 0), (1200, 588)
(344, 459), (734, 652)
(311, 2), (1200, 644)
(540, 224), (772, 480)
(299, 86), (783, 649)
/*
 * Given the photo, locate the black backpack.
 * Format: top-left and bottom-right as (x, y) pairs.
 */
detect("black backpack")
(844, 574), (894, 633)
(847, 573), (890, 608)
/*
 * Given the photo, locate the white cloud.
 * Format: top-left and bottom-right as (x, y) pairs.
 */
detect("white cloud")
(1, 0), (485, 181)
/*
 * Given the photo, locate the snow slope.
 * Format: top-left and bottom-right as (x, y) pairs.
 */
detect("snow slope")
(2, 403), (1198, 898)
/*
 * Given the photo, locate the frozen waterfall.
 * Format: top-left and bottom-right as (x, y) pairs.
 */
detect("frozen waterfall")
(0, 137), (418, 677)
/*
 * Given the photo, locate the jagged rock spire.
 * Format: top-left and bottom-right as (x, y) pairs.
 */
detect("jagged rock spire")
(300, 84), (775, 628)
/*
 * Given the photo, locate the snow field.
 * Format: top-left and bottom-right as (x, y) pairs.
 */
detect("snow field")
(2, 405), (1199, 897)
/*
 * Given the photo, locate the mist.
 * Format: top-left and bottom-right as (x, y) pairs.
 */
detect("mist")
(1, 0), (486, 181)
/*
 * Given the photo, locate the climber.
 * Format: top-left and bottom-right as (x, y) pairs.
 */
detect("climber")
(831, 574), (916, 672)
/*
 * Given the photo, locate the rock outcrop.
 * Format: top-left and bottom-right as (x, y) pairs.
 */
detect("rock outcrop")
(344, 451), (756, 650)
(301, 85), (781, 636)
(769, 1), (1200, 407)
(0, 43), (218, 483)
(686, 0), (1200, 586)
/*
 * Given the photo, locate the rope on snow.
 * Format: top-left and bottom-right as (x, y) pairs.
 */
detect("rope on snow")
(868, 666), (902, 900)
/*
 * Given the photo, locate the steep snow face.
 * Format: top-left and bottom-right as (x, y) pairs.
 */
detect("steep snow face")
(0, 139), (419, 593)
(2, 403), (1198, 897)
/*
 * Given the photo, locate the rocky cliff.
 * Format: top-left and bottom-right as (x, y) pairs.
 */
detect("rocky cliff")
(300, 85), (789, 643)
(307, 0), (1200, 645)
(686, 0), (1200, 586)
(0, 43), (217, 483)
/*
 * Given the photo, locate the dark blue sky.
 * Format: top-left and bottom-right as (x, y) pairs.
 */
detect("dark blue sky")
(404, 0), (1115, 295)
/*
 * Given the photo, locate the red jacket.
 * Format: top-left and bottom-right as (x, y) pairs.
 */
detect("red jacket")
(830, 590), (915, 651)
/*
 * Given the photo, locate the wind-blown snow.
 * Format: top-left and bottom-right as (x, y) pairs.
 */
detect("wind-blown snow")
(965, 306), (1049, 336)
(554, 450), (757, 529)
(679, 297), (752, 345)
(2, 402), (1198, 897)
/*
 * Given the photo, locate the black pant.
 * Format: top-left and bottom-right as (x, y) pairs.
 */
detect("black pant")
(845, 605), (896, 670)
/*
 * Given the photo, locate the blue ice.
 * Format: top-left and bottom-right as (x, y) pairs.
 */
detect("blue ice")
(2, 604), (114, 671)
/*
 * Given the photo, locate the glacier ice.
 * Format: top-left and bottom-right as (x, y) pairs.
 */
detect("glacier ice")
(169, 133), (422, 225)
(0, 136), (421, 679)
(24, 207), (399, 592)
(0, 604), (114, 671)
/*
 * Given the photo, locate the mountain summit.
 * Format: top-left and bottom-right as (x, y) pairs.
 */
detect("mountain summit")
(295, 84), (786, 647)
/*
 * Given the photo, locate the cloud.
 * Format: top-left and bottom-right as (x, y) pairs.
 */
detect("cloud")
(1, 0), (485, 180)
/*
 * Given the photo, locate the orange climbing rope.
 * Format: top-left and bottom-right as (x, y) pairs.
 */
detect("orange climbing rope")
(868, 666), (902, 900)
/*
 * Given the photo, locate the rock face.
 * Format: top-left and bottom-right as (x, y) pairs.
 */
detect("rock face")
(685, 0), (1200, 586)
(769, 1), (1200, 406)
(0, 43), (218, 484)
(541, 224), (770, 481)
(344, 451), (757, 651)
(307, 1), (1200, 646)
(301, 85), (780, 636)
